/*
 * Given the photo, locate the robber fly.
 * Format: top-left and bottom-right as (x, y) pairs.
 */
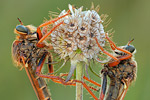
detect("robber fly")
(95, 33), (137, 100)
(12, 18), (53, 100)
(12, 11), (70, 100)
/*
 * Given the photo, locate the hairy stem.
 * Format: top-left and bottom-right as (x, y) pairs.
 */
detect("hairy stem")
(76, 62), (83, 100)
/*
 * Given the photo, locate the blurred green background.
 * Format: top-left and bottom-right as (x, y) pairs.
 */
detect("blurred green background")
(0, 0), (150, 100)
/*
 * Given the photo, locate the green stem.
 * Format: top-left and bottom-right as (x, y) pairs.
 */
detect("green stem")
(76, 62), (83, 100)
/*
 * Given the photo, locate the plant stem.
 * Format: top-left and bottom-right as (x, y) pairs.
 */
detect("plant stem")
(76, 62), (83, 100)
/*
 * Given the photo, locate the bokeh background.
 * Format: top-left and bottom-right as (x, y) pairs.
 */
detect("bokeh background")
(0, 0), (150, 100)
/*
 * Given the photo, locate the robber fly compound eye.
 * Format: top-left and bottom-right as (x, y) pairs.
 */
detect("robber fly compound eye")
(124, 45), (135, 53)
(16, 25), (29, 34)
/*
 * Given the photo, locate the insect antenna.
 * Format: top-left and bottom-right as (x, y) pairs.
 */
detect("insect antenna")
(127, 38), (134, 46)
(17, 17), (23, 25)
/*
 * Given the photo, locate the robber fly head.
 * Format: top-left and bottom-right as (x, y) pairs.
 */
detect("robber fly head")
(14, 18), (29, 35)
(15, 25), (30, 35)
(124, 39), (135, 53)
(123, 44), (135, 53)
(14, 18), (37, 39)
(115, 39), (136, 55)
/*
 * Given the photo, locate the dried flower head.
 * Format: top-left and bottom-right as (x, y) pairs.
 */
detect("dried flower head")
(50, 4), (106, 60)
(45, 4), (112, 81)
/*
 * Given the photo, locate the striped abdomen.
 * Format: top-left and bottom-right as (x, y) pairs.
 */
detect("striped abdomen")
(25, 65), (51, 100)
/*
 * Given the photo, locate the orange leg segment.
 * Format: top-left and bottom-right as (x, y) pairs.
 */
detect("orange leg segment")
(105, 33), (133, 66)
(51, 77), (100, 91)
(110, 43), (116, 50)
(74, 80), (99, 100)
(58, 74), (101, 94)
(108, 54), (132, 67)
(105, 33), (132, 57)
(59, 74), (101, 87)
(39, 74), (99, 100)
(36, 61), (100, 100)
(35, 53), (100, 100)
(83, 76), (101, 87)
(39, 10), (70, 28)
(35, 53), (69, 84)
(95, 37), (120, 67)
(36, 9), (71, 47)
(37, 73), (99, 98)
(37, 21), (64, 47)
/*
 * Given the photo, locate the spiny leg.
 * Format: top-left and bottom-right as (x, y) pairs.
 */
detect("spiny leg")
(58, 73), (101, 92)
(39, 10), (71, 28)
(35, 53), (99, 99)
(35, 52), (62, 81)
(83, 76), (101, 87)
(50, 76), (100, 100)
(36, 21), (64, 47)
(105, 33), (132, 57)
(60, 73), (101, 87)
(105, 33), (133, 66)
(51, 78), (99, 91)
(35, 53), (80, 86)
(44, 72), (101, 92)
(73, 80), (99, 100)
(37, 72), (99, 92)
(95, 37), (120, 67)
(36, 9), (71, 45)
(110, 42), (115, 50)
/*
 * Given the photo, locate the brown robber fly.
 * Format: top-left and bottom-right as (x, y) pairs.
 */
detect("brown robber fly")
(12, 18), (53, 100)
(12, 11), (71, 100)
(95, 33), (137, 100)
